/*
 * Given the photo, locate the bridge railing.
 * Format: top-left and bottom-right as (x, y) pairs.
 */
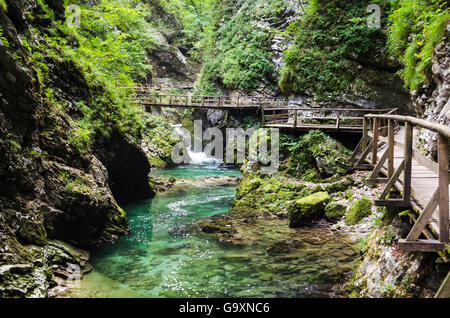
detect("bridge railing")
(262, 107), (397, 130)
(130, 93), (289, 109)
(352, 113), (450, 252)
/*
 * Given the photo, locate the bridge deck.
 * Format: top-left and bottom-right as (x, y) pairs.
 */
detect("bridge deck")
(264, 123), (364, 133)
(369, 127), (449, 237)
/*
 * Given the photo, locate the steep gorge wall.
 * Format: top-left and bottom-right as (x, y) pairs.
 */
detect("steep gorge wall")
(415, 34), (450, 158)
(0, 0), (156, 296)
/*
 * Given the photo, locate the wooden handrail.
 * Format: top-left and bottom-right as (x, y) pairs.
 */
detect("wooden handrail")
(365, 114), (450, 139)
(264, 107), (396, 112)
(356, 112), (449, 252)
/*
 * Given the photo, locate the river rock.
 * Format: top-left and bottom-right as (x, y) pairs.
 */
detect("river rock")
(288, 192), (330, 227)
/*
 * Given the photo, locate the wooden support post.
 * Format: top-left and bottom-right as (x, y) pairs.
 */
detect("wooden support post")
(293, 111), (297, 128)
(261, 109), (265, 126)
(356, 139), (375, 167)
(236, 96), (240, 108)
(372, 118), (380, 165)
(367, 149), (389, 183)
(336, 111), (340, 130)
(378, 159), (405, 200)
(362, 117), (368, 152)
(406, 189), (440, 241)
(438, 134), (449, 242)
(404, 122), (413, 202)
(388, 119), (394, 178)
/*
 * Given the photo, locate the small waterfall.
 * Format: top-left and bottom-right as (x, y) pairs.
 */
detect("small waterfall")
(172, 124), (222, 165)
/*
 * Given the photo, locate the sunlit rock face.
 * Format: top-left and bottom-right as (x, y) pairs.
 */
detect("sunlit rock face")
(414, 36), (450, 158)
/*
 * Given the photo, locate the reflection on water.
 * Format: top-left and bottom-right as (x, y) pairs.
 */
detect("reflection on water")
(70, 164), (358, 298)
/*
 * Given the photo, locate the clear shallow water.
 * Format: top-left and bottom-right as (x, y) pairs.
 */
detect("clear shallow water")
(70, 163), (359, 298)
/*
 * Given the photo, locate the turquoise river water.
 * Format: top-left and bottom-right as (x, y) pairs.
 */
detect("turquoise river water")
(69, 162), (359, 298)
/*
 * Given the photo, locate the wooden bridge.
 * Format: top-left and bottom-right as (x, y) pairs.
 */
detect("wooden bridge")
(261, 106), (449, 253)
(261, 107), (398, 133)
(128, 87), (449, 253)
(350, 114), (449, 253)
(131, 92), (286, 110)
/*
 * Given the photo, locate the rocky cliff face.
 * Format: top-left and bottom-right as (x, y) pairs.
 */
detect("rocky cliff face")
(414, 35), (450, 158)
(0, 0), (156, 297)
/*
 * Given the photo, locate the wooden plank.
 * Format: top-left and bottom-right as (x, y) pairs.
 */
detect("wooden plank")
(438, 134), (449, 242)
(398, 239), (445, 252)
(356, 139), (375, 167)
(388, 120), (394, 178)
(406, 189), (440, 241)
(350, 138), (363, 163)
(375, 199), (411, 207)
(435, 271), (450, 298)
(362, 117), (368, 151)
(403, 123), (413, 201)
(379, 159), (405, 200)
(368, 148), (389, 182)
(372, 118), (380, 165)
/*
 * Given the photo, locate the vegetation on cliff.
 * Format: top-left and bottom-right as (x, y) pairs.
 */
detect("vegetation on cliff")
(387, 0), (449, 91)
(279, 0), (390, 99)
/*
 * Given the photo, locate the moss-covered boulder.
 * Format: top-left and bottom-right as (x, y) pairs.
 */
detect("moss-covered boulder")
(325, 203), (347, 221)
(281, 131), (353, 180)
(288, 191), (330, 227)
(345, 197), (373, 225)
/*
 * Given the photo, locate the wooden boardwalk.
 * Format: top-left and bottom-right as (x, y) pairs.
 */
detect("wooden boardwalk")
(262, 107), (397, 133)
(353, 115), (450, 253)
(130, 93), (284, 110)
(127, 85), (449, 253)
(368, 126), (449, 239)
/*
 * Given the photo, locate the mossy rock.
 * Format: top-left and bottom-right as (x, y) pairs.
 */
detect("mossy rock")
(235, 178), (262, 199)
(288, 191), (330, 227)
(325, 177), (354, 194)
(345, 197), (373, 225)
(325, 202), (347, 221)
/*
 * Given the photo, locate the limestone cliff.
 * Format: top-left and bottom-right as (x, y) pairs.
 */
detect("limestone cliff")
(0, 0), (156, 296)
(414, 34), (450, 158)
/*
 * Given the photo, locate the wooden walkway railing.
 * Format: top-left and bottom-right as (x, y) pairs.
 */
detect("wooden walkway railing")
(262, 107), (398, 133)
(130, 93), (288, 109)
(351, 114), (450, 252)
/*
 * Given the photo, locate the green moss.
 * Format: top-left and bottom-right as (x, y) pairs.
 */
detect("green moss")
(325, 178), (354, 194)
(280, 131), (352, 180)
(325, 203), (347, 221)
(149, 156), (166, 168)
(0, 0), (7, 12)
(288, 191), (330, 227)
(345, 197), (373, 225)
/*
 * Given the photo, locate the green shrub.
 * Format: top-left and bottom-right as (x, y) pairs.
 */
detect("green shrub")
(0, 0), (7, 11)
(279, 0), (390, 99)
(387, 0), (449, 90)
